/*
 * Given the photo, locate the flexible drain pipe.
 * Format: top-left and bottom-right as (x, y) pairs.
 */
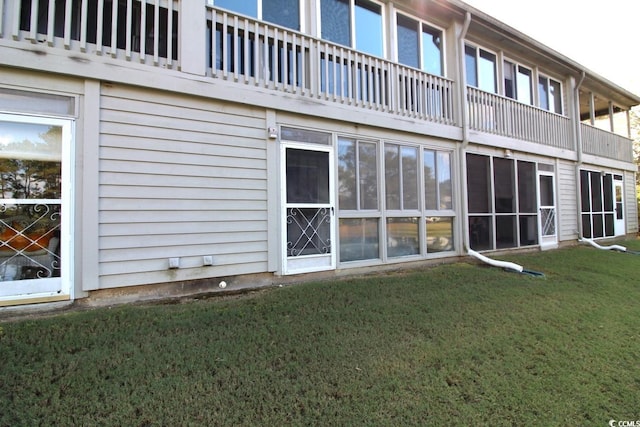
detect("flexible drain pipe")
(579, 238), (627, 252)
(468, 249), (523, 272)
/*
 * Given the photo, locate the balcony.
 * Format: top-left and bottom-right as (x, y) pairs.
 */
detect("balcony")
(205, 6), (456, 125)
(4, 0), (180, 69)
(467, 87), (573, 151)
(0, 1), (636, 164)
(581, 123), (634, 163)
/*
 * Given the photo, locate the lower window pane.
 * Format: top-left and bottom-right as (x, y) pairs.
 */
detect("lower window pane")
(387, 218), (419, 257)
(593, 214), (604, 238)
(582, 214), (592, 238)
(604, 214), (614, 237)
(496, 215), (517, 249)
(426, 217), (454, 253)
(469, 216), (492, 251)
(519, 215), (538, 246)
(339, 218), (379, 262)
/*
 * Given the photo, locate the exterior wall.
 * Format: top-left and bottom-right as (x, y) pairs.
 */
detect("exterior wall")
(624, 171), (638, 234)
(557, 160), (579, 242)
(98, 84), (271, 289)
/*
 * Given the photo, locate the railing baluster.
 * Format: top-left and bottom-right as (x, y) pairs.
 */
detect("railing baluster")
(283, 30), (290, 91)
(262, 23), (269, 87)
(110, 0), (119, 57)
(331, 45), (337, 101)
(46, 0), (55, 46)
(167, 0), (174, 66)
(290, 32), (297, 93)
(232, 16), (239, 81)
(61, 0), (72, 47)
(346, 49), (353, 104)
(97, 0), (104, 55)
(0, 0), (5, 37)
(221, 13), (228, 78)
(11, 0), (21, 40)
(243, 18), (250, 84)
(125, 0), (132, 59)
(80, 0), (88, 52)
(210, 9), (217, 77)
(139, 0), (146, 61)
(28, 0), (38, 42)
(153, 0), (160, 64)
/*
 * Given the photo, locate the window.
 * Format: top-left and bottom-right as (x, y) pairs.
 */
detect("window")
(504, 61), (533, 105)
(321, 0), (384, 57)
(0, 113), (72, 300)
(465, 45), (497, 93)
(580, 170), (615, 238)
(467, 154), (539, 251)
(424, 150), (454, 253)
(538, 76), (563, 114)
(213, 0), (300, 30)
(385, 144), (418, 211)
(396, 14), (443, 76)
(338, 138), (455, 263)
(338, 138), (380, 262)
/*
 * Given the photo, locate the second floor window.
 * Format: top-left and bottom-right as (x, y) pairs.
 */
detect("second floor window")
(396, 14), (443, 76)
(213, 0), (300, 30)
(504, 61), (533, 105)
(538, 76), (563, 114)
(465, 45), (496, 93)
(321, 0), (384, 57)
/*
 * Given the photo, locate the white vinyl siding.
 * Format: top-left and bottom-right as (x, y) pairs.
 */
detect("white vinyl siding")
(624, 171), (638, 233)
(99, 85), (268, 288)
(557, 160), (578, 241)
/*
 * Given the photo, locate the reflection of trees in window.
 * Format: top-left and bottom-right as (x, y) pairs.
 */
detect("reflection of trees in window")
(338, 138), (378, 211)
(0, 126), (62, 200)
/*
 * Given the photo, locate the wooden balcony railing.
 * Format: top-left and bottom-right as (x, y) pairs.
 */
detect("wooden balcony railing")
(206, 6), (456, 126)
(467, 87), (573, 151)
(581, 123), (634, 162)
(5, 0), (180, 69)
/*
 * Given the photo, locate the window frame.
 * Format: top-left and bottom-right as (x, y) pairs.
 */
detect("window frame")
(210, 0), (304, 31)
(465, 43), (498, 94)
(466, 153), (541, 251)
(395, 11), (445, 76)
(503, 59), (534, 105)
(318, 0), (386, 57)
(538, 74), (564, 115)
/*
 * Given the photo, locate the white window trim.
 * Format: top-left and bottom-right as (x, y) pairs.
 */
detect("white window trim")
(465, 42), (499, 93)
(503, 58), (534, 105)
(0, 112), (74, 304)
(538, 73), (564, 115)
(394, 10), (446, 76)
(211, 0), (305, 32)
(317, 0), (387, 57)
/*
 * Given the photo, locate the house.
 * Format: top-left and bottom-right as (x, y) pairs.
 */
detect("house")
(0, 0), (637, 307)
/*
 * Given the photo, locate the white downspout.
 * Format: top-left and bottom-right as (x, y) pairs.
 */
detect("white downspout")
(457, 12), (471, 253)
(574, 71), (586, 238)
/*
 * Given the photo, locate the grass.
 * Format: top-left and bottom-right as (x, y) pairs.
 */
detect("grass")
(2, 240), (640, 426)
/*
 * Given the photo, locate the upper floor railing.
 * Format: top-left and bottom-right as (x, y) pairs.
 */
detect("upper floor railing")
(467, 87), (573, 151)
(581, 123), (634, 162)
(5, 0), (180, 69)
(206, 6), (456, 125)
(1, 1), (636, 164)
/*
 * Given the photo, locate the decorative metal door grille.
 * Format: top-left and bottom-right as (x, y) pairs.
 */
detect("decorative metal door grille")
(286, 207), (331, 257)
(0, 203), (61, 281)
(540, 207), (556, 237)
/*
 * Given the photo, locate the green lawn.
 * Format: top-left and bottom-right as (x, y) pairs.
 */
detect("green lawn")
(2, 240), (640, 426)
